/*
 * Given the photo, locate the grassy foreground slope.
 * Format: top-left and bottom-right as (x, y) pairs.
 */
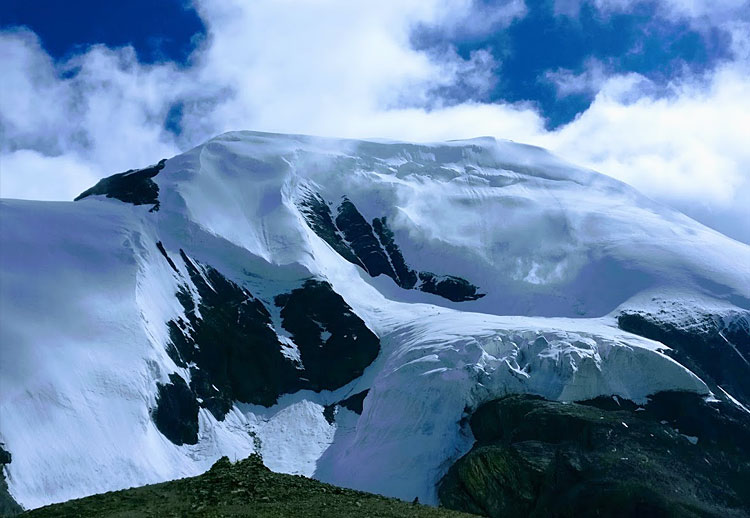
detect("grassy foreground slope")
(21, 455), (478, 518)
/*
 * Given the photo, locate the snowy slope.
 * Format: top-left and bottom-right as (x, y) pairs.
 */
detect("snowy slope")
(158, 132), (750, 317)
(1, 131), (748, 509)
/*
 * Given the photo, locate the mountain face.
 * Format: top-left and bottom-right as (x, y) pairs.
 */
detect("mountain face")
(1, 131), (749, 513)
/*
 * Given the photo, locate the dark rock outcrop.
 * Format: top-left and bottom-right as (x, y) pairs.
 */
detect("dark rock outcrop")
(153, 374), (200, 446)
(153, 243), (381, 443)
(323, 389), (370, 424)
(417, 272), (485, 302)
(170, 249), (299, 412)
(0, 448), (10, 466)
(297, 191), (484, 302)
(335, 199), (398, 280)
(74, 159), (166, 211)
(1, 443), (22, 516)
(156, 241), (179, 273)
(295, 190), (364, 268)
(439, 392), (750, 518)
(338, 389), (369, 414)
(618, 309), (750, 408)
(372, 217), (417, 289)
(275, 281), (380, 392)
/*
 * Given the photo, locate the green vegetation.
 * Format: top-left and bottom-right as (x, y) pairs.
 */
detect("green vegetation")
(22, 455), (478, 518)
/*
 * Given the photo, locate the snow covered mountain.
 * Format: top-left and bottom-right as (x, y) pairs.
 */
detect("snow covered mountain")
(1, 131), (748, 512)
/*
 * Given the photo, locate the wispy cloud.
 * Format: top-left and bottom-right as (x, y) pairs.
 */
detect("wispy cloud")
(543, 58), (613, 97)
(554, 0), (750, 24)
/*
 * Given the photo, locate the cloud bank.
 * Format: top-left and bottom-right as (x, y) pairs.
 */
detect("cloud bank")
(1, 0), (748, 242)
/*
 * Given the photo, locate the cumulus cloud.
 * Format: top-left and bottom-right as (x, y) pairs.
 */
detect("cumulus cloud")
(1, 0), (748, 242)
(538, 63), (750, 242)
(0, 29), (184, 200)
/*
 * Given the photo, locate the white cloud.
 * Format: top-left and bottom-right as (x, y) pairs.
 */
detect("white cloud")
(544, 58), (612, 97)
(541, 66), (750, 204)
(0, 29), (184, 198)
(538, 63), (750, 243)
(430, 0), (528, 37)
(0, 150), (99, 201)
(1, 0), (748, 242)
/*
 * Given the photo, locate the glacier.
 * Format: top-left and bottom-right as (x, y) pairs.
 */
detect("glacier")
(0, 131), (748, 509)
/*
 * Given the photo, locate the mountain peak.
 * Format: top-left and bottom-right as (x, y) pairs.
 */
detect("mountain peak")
(2, 132), (748, 512)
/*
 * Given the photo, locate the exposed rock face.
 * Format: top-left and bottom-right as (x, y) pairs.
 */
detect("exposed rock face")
(74, 159), (167, 211)
(416, 272), (485, 303)
(297, 190), (484, 302)
(295, 190), (365, 269)
(0, 447), (10, 466)
(323, 390), (370, 424)
(168, 249), (298, 413)
(336, 199), (397, 281)
(152, 374), (200, 446)
(338, 389), (369, 414)
(371, 217), (417, 289)
(439, 393), (750, 518)
(1, 443), (22, 516)
(275, 280), (380, 392)
(153, 244), (380, 443)
(618, 308), (750, 408)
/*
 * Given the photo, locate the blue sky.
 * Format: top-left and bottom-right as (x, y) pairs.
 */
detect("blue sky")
(1, 0), (749, 242)
(3, 0), (735, 128)
(1, 0), (205, 64)
(418, 0), (735, 127)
